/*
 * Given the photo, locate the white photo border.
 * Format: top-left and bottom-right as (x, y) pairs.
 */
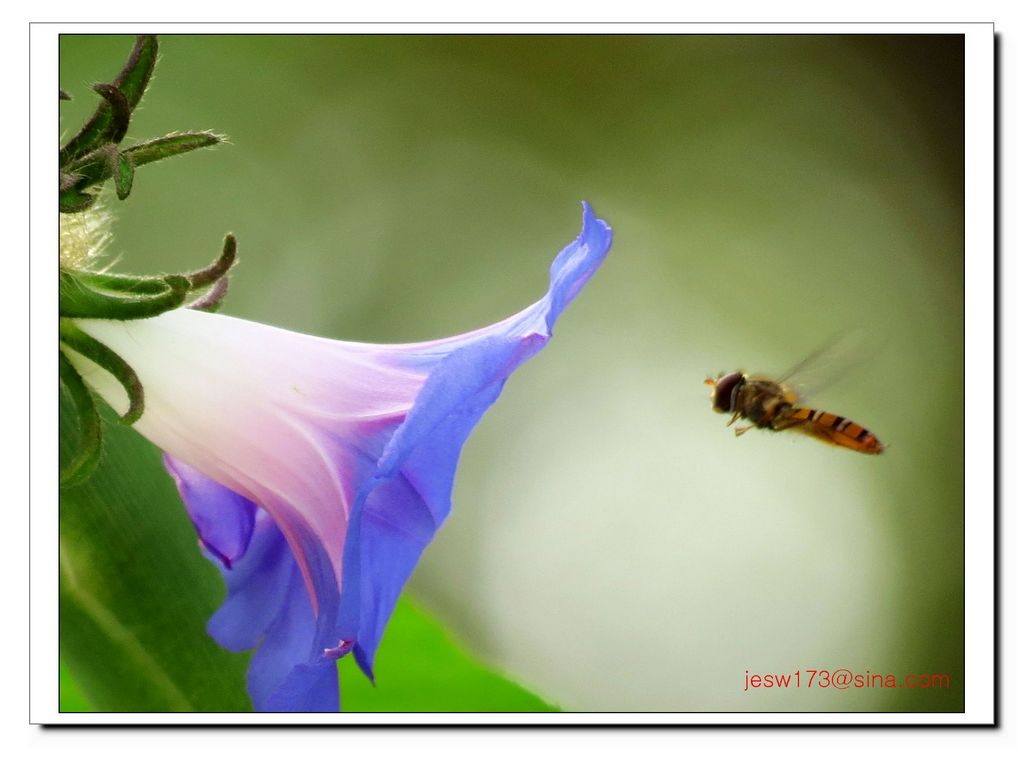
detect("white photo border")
(30, 21), (995, 726)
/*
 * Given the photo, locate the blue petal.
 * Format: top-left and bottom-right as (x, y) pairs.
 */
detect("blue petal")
(206, 513), (296, 652)
(163, 454), (256, 568)
(246, 553), (338, 712)
(544, 201), (614, 330)
(208, 511), (341, 711)
(340, 203), (612, 678)
(343, 377), (509, 679)
(261, 661), (339, 713)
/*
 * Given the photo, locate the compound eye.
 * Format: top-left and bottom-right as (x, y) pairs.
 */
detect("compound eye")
(712, 372), (744, 412)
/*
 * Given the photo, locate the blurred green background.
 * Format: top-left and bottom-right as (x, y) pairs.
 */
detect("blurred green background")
(59, 34), (964, 712)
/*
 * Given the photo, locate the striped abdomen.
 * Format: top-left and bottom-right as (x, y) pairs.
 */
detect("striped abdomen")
(782, 407), (884, 455)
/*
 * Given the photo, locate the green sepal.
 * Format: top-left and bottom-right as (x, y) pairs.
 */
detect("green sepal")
(59, 187), (95, 214)
(75, 271), (177, 295)
(60, 270), (190, 321)
(123, 132), (223, 168)
(188, 277), (229, 312)
(58, 350), (103, 487)
(61, 145), (117, 195)
(59, 319), (145, 425)
(91, 83), (131, 145)
(73, 143), (136, 200)
(59, 36), (158, 166)
(60, 171), (82, 192)
(64, 133), (222, 197)
(185, 234), (237, 290)
(111, 148), (135, 200)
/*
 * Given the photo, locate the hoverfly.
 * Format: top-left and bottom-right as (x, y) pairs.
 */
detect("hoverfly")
(704, 343), (885, 455)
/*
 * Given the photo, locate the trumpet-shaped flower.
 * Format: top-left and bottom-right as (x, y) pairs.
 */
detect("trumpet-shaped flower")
(64, 203), (612, 711)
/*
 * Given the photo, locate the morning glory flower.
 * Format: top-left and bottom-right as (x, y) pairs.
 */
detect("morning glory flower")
(64, 203), (612, 712)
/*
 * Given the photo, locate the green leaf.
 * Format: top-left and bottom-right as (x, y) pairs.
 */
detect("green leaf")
(59, 395), (252, 712)
(340, 597), (559, 712)
(59, 351), (103, 487)
(60, 590), (560, 713)
(59, 662), (93, 712)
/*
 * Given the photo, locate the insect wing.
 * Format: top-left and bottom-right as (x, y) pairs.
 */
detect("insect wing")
(776, 331), (876, 401)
